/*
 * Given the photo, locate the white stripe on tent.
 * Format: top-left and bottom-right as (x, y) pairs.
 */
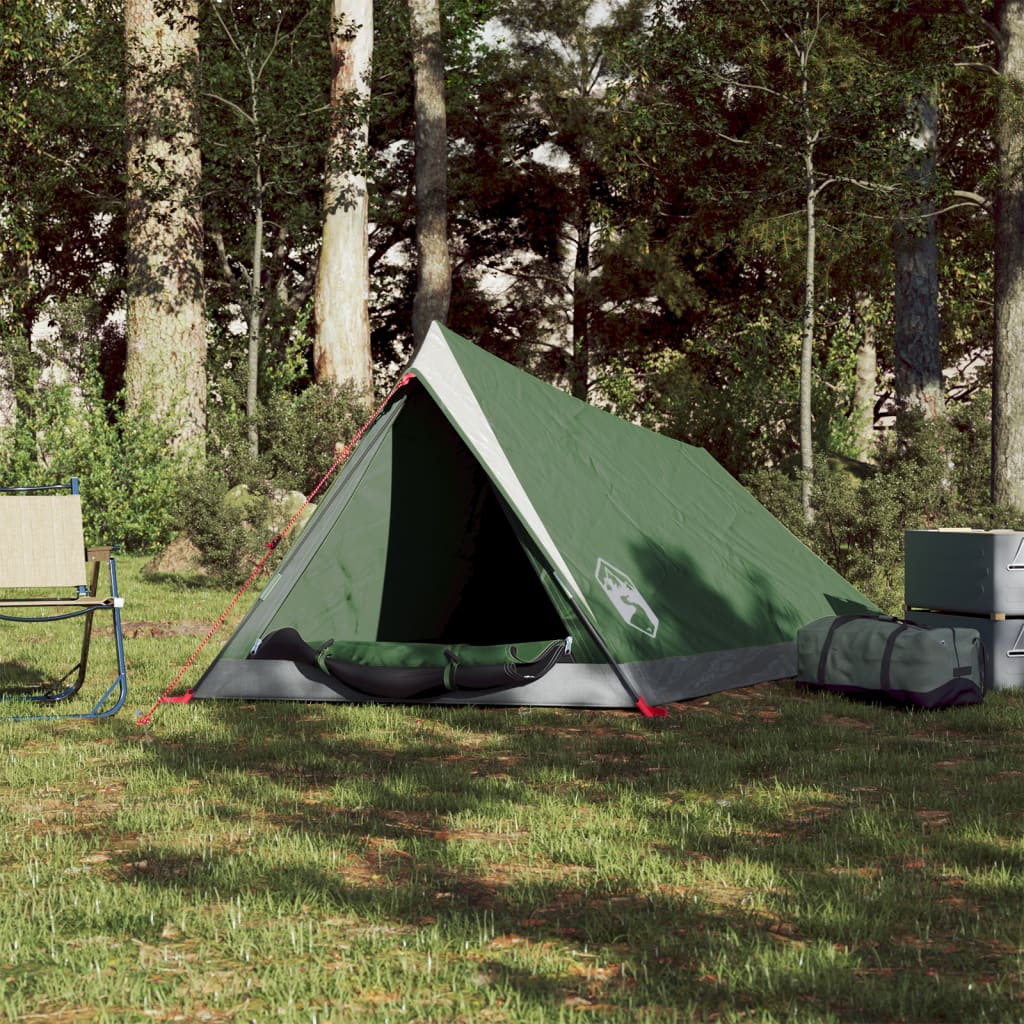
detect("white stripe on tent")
(412, 323), (595, 618)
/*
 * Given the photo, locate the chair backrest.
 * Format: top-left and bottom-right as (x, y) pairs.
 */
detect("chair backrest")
(0, 494), (87, 590)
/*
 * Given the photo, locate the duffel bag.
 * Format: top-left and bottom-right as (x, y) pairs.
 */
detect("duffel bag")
(796, 614), (984, 708)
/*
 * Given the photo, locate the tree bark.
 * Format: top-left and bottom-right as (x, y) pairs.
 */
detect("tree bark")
(801, 153), (816, 523)
(795, 21), (819, 526)
(570, 196), (592, 402)
(313, 0), (374, 393)
(409, 0), (452, 347)
(124, 0), (206, 454)
(853, 296), (878, 463)
(248, 161), (263, 456)
(894, 91), (944, 423)
(994, 0), (1024, 509)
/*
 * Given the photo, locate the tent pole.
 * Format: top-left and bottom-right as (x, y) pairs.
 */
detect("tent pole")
(553, 574), (668, 718)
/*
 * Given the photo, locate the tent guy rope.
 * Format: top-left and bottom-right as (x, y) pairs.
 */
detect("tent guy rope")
(134, 375), (414, 729)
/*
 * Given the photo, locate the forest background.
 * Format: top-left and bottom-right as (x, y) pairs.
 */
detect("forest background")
(3, 0), (1024, 614)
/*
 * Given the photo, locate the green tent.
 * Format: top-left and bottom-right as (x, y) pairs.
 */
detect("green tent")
(192, 323), (874, 714)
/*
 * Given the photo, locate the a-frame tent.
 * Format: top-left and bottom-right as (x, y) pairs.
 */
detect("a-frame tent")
(192, 323), (875, 713)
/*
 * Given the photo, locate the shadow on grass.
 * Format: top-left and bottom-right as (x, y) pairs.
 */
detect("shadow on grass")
(138, 571), (220, 591)
(120, 689), (1024, 1021)
(0, 660), (54, 687)
(0, 659), (78, 701)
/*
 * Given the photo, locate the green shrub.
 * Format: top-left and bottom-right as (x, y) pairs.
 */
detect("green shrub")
(597, 308), (864, 479)
(746, 402), (1024, 614)
(175, 466), (275, 585)
(205, 380), (370, 494)
(186, 382), (371, 583)
(0, 371), (184, 552)
(256, 382), (370, 495)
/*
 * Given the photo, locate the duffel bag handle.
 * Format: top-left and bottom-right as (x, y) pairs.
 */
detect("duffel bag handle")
(879, 623), (912, 692)
(816, 614), (908, 688)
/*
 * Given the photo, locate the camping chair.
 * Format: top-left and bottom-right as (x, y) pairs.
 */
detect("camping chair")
(0, 479), (127, 720)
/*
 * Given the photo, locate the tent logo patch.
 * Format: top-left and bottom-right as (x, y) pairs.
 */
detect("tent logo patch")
(595, 559), (659, 639)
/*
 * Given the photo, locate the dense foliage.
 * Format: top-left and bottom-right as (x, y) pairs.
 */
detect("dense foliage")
(749, 402), (1024, 612)
(0, 0), (1011, 575)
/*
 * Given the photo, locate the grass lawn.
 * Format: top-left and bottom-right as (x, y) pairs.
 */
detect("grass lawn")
(0, 556), (1022, 1022)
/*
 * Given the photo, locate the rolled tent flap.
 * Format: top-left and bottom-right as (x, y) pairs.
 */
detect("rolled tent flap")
(250, 627), (571, 699)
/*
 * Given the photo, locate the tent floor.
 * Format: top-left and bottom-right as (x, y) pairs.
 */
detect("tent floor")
(192, 641), (797, 709)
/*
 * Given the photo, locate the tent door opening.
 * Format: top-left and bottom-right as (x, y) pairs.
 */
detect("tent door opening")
(374, 386), (567, 646)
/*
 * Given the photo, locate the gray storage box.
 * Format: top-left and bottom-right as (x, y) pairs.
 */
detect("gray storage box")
(905, 529), (1024, 616)
(906, 610), (1024, 691)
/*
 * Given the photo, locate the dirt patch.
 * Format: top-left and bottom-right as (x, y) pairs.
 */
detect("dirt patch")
(142, 534), (208, 576)
(675, 699), (725, 717)
(716, 682), (777, 703)
(914, 808), (952, 830)
(95, 620), (214, 639)
(820, 713), (874, 730)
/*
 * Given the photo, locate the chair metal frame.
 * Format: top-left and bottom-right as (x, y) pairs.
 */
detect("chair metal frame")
(0, 479), (127, 720)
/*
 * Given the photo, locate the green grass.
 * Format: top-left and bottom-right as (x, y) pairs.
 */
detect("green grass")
(0, 557), (1023, 1021)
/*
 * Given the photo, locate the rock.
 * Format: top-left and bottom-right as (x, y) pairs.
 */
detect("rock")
(274, 490), (315, 540)
(224, 483), (256, 513)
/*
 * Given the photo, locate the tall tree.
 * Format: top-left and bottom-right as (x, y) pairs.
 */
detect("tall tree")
(852, 296), (879, 462)
(487, 0), (649, 400)
(894, 90), (944, 421)
(994, 0), (1024, 509)
(795, 2), (824, 520)
(367, 0), (512, 363)
(877, 9), (970, 428)
(409, 0), (452, 345)
(698, 0), (903, 518)
(886, 5), (954, 425)
(313, 0), (374, 394)
(124, 0), (207, 451)
(873, 3), (995, 445)
(0, 0), (124, 405)
(201, 0), (330, 454)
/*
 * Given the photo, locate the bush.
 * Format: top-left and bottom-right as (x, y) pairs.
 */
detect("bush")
(175, 467), (275, 585)
(596, 308), (863, 480)
(0, 372), (185, 552)
(256, 382), (370, 495)
(746, 402), (1024, 614)
(0, 358), (371, 569)
(185, 381), (372, 583)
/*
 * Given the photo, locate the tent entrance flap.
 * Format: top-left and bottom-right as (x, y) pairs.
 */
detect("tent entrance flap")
(372, 386), (566, 645)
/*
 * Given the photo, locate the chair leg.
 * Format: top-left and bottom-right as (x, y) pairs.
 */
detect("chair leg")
(76, 608), (96, 696)
(90, 581), (129, 718)
(2, 557), (128, 721)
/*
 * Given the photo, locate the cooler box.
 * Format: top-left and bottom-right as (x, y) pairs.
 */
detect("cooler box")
(905, 611), (1024, 692)
(905, 529), (1024, 616)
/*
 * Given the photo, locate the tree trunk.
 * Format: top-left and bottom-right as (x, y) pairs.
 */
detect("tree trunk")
(570, 201), (592, 402)
(853, 296), (878, 463)
(994, 0), (1024, 509)
(409, 0), (451, 347)
(124, 0), (206, 454)
(800, 154), (816, 524)
(313, 0), (374, 393)
(894, 91), (944, 423)
(248, 162), (263, 457)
